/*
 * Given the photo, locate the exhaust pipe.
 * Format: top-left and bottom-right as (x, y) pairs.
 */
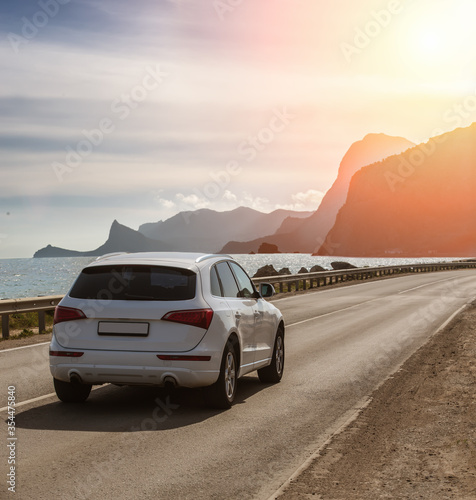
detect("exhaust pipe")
(163, 376), (177, 391)
(70, 373), (83, 384)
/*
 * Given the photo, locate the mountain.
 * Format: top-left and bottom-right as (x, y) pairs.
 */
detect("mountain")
(33, 208), (312, 257)
(316, 124), (476, 257)
(34, 220), (170, 257)
(221, 133), (415, 253)
(138, 207), (312, 252)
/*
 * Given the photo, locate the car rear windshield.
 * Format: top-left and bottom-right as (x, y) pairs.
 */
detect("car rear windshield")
(69, 265), (196, 301)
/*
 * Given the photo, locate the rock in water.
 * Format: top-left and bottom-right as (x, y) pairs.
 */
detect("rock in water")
(310, 265), (326, 272)
(331, 261), (357, 270)
(253, 265), (280, 278)
(258, 242), (281, 254)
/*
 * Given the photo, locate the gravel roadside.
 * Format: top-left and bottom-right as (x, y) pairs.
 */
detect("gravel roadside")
(278, 302), (476, 499)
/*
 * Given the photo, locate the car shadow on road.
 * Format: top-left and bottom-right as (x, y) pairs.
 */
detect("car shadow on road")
(14, 375), (269, 433)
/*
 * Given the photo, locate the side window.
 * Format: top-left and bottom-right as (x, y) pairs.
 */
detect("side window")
(229, 262), (256, 299)
(215, 262), (240, 298)
(210, 265), (223, 297)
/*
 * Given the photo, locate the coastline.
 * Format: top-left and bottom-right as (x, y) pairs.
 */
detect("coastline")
(0, 254), (464, 300)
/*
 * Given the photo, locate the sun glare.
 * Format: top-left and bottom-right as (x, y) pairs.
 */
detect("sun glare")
(399, 1), (476, 78)
(417, 31), (442, 58)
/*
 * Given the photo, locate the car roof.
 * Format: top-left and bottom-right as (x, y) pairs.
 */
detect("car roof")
(86, 252), (233, 269)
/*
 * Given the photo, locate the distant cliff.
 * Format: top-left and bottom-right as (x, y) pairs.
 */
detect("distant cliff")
(34, 220), (169, 257)
(221, 133), (415, 254)
(316, 124), (476, 257)
(138, 207), (312, 252)
(33, 207), (312, 257)
(33, 245), (85, 258)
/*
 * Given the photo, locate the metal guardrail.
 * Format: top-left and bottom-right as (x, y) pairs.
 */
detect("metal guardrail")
(252, 262), (476, 294)
(1, 262), (475, 339)
(0, 296), (62, 340)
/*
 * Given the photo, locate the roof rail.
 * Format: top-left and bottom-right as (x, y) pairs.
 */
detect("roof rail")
(95, 252), (128, 262)
(195, 254), (232, 263)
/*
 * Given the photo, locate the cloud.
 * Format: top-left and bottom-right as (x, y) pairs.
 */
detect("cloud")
(153, 188), (325, 219)
(154, 192), (212, 214)
(154, 190), (271, 215)
(176, 193), (211, 209)
(274, 190), (325, 212)
(291, 189), (325, 208)
(222, 190), (237, 202)
(158, 198), (175, 209)
(154, 188), (322, 216)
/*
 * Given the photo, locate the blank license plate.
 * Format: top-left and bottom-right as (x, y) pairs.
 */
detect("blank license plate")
(98, 322), (149, 336)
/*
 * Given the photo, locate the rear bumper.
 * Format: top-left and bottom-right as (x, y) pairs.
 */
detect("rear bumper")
(49, 337), (221, 388)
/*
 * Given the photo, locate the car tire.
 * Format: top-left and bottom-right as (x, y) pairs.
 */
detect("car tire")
(203, 341), (237, 409)
(258, 327), (284, 383)
(53, 377), (92, 403)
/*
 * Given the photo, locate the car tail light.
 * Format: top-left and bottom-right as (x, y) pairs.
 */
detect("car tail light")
(54, 306), (86, 325)
(161, 309), (213, 330)
(157, 355), (211, 361)
(49, 351), (84, 357)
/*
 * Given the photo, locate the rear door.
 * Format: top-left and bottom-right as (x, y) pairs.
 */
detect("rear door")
(214, 261), (256, 371)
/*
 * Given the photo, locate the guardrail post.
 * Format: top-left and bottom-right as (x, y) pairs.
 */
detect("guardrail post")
(38, 311), (46, 334)
(2, 314), (9, 339)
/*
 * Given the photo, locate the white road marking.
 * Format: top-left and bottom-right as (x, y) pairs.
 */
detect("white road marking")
(0, 392), (56, 412)
(286, 296), (383, 328)
(0, 385), (108, 413)
(397, 276), (458, 294)
(0, 341), (50, 353)
(271, 274), (410, 302)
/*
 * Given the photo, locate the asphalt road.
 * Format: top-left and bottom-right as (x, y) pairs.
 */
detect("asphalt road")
(1, 270), (476, 500)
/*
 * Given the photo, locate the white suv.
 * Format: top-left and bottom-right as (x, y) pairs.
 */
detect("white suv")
(49, 252), (284, 408)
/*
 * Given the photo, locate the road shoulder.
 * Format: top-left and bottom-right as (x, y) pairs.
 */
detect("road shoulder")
(278, 301), (476, 499)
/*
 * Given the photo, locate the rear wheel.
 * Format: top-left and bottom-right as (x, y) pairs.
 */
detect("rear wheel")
(258, 327), (284, 383)
(203, 341), (237, 409)
(53, 378), (92, 403)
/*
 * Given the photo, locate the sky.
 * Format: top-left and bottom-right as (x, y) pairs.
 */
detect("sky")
(1, 0), (476, 258)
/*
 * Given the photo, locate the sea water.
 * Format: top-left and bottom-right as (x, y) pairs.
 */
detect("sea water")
(0, 255), (461, 300)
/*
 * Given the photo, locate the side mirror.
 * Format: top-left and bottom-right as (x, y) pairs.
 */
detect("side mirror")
(259, 283), (275, 298)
